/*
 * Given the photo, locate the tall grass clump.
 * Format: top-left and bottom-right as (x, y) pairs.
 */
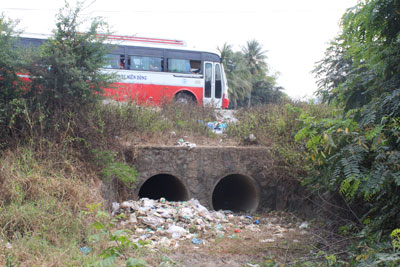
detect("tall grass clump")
(227, 101), (332, 179)
(0, 145), (103, 266)
(95, 101), (218, 145)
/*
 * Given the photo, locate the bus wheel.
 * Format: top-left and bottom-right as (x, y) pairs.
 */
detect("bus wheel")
(174, 92), (196, 105)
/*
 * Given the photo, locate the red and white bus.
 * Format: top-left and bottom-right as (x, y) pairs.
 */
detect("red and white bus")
(20, 33), (230, 109)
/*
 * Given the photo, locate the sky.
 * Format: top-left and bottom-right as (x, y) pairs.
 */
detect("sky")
(1, 0), (358, 99)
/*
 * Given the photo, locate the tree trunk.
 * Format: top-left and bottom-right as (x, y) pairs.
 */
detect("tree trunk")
(247, 91), (251, 108)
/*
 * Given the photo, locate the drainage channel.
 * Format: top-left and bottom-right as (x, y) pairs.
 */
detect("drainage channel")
(138, 174), (189, 201)
(137, 173), (259, 212)
(212, 174), (259, 212)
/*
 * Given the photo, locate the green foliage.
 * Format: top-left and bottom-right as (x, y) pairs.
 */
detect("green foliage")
(85, 203), (147, 267)
(218, 40), (284, 108)
(241, 39), (268, 76)
(92, 149), (138, 187)
(218, 44), (252, 108)
(392, 229), (400, 251)
(227, 102), (324, 179)
(0, 15), (25, 144)
(125, 258), (147, 267)
(27, 2), (113, 113)
(251, 79), (285, 106)
(296, 101), (400, 230)
(4, 251), (16, 267)
(0, 15), (21, 103)
(299, 0), (400, 264)
(350, 237), (400, 266)
(0, 4), (115, 149)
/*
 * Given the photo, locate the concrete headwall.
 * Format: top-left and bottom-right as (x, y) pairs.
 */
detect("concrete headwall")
(102, 145), (303, 213)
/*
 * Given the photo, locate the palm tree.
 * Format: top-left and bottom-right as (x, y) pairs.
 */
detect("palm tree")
(241, 40), (268, 107)
(217, 42), (233, 65)
(227, 52), (252, 109)
(217, 44), (252, 109)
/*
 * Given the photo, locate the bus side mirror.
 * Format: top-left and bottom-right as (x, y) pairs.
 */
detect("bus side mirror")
(227, 59), (234, 72)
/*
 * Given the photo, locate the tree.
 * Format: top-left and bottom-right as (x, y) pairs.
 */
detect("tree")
(28, 2), (113, 114)
(241, 40), (268, 107)
(0, 16), (20, 102)
(219, 41), (283, 108)
(241, 39), (267, 76)
(0, 15), (25, 143)
(300, 0), (400, 236)
(218, 44), (251, 108)
(217, 42), (233, 64)
(251, 79), (284, 106)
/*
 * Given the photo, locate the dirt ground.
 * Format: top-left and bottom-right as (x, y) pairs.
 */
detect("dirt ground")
(129, 211), (349, 266)
(119, 109), (246, 148)
(122, 132), (241, 148)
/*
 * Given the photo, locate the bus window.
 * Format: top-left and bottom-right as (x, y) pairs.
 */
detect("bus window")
(104, 54), (122, 69)
(128, 55), (163, 71)
(205, 63), (212, 98)
(120, 55), (125, 69)
(190, 60), (201, 74)
(215, 64), (222, 99)
(167, 58), (191, 73)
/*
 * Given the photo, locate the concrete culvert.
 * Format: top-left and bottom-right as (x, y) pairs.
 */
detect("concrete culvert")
(212, 174), (259, 213)
(138, 174), (189, 201)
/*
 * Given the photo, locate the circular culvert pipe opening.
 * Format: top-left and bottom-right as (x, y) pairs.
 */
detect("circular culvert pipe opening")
(212, 174), (259, 213)
(138, 174), (189, 201)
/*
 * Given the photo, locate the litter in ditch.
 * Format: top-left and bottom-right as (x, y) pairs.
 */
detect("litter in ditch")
(111, 198), (306, 250)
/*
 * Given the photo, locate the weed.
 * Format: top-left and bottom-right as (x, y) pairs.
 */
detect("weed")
(392, 229), (400, 251)
(92, 149), (138, 187)
(85, 203), (147, 266)
(4, 252), (16, 267)
(226, 102), (328, 181)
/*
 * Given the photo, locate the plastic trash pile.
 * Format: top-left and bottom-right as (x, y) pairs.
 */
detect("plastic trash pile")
(176, 138), (197, 149)
(206, 113), (238, 134)
(112, 198), (263, 249)
(206, 121), (228, 134)
(199, 117), (237, 135)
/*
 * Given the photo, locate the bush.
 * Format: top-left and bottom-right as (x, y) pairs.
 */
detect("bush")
(227, 101), (330, 179)
(0, 16), (26, 147)
(27, 2), (113, 114)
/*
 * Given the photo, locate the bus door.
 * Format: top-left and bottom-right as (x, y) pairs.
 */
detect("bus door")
(203, 61), (223, 108)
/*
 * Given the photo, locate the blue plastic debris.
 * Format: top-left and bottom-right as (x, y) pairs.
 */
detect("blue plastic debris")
(219, 123), (227, 129)
(245, 215), (252, 219)
(80, 246), (91, 254)
(205, 121), (228, 134)
(192, 237), (202, 245)
(254, 220), (260, 225)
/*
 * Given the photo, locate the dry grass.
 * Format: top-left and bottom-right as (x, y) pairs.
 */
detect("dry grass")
(0, 145), (103, 266)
